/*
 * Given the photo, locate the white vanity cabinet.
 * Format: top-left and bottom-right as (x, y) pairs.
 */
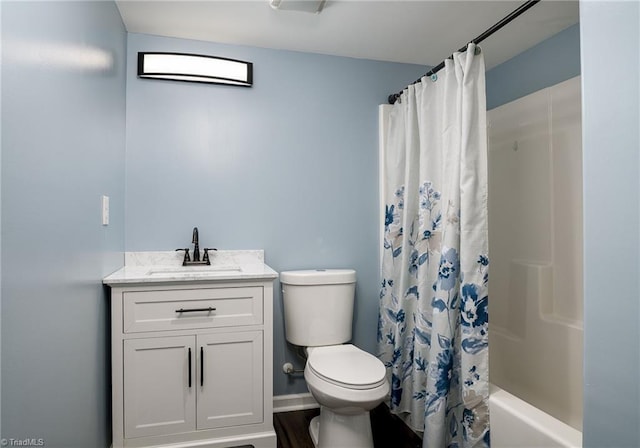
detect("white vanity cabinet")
(122, 330), (263, 438)
(104, 254), (278, 448)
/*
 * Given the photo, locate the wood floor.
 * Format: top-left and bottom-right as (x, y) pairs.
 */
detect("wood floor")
(274, 404), (422, 448)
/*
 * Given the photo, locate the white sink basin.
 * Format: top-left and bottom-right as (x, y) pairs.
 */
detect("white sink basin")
(146, 265), (242, 276)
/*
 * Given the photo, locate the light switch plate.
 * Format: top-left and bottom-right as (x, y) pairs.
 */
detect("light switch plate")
(102, 195), (110, 226)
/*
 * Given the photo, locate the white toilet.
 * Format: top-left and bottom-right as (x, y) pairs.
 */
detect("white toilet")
(280, 269), (389, 448)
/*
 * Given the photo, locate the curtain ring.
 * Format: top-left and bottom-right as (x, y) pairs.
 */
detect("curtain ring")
(430, 74), (438, 82)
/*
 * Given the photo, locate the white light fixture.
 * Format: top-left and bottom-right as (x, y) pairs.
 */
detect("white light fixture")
(269, 0), (326, 14)
(137, 52), (253, 87)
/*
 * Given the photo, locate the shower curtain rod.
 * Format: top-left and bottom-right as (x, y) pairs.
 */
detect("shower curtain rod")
(388, 0), (541, 105)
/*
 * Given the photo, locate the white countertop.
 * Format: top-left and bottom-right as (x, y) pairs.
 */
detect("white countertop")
(103, 250), (278, 286)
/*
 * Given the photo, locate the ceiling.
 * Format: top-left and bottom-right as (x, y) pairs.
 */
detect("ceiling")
(116, 0), (579, 70)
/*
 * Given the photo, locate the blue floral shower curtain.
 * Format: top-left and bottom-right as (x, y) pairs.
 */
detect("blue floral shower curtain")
(378, 44), (490, 448)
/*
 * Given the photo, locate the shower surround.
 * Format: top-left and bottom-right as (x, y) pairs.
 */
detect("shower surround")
(487, 76), (583, 431)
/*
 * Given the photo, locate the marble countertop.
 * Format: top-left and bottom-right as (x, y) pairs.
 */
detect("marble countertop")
(103, 250), (278, 286)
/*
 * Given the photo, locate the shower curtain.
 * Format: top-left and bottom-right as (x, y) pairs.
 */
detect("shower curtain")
(378, 44), (490, 448)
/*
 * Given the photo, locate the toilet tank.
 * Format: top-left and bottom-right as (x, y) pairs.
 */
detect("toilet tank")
(280, 269), (356, 347)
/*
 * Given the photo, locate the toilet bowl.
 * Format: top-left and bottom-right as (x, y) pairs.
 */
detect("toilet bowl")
(304, 345), (389, 448)
(280, 269), (390, 448)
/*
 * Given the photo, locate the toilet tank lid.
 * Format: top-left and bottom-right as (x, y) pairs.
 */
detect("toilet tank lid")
(280, 269), (356, 285)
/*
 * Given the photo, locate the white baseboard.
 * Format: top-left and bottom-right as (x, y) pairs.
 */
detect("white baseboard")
(273, 393), (319, 413)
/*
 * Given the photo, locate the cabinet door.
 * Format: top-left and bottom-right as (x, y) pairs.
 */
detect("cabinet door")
(123, 336), (196, 438)
(197, 331), (263, 430)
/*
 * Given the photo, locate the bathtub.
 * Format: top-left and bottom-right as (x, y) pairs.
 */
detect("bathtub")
(490, 384), (582, 448)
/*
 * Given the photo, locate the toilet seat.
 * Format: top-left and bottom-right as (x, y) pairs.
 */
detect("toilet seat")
(307, 345), (387, 390)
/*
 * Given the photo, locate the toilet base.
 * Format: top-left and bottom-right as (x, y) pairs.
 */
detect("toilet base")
(309, 407), (374, 448)
(309, 415), (320, 446)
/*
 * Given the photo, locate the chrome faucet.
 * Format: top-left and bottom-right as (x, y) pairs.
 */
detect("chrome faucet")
(176, 227), (216, 266)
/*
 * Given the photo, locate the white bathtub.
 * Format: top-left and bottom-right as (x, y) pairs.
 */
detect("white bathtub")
(490, 384), (582, 448)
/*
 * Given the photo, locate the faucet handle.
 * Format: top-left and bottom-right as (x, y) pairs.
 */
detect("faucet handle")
(175, 248), (191, 265)
(202, 248), (217, 264)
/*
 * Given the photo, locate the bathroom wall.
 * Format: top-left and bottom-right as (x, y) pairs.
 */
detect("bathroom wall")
(580, 2), (640, 446)
(488, 76), (583, 430)
(486, 23), (580, 110)
(1, 2), (126, 446)
(124, 33), (425, 396)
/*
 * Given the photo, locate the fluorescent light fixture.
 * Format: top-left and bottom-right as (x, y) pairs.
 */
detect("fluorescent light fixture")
(137, 52), (253, 87)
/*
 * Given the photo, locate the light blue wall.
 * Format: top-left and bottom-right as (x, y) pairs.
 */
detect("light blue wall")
(1, 2), (126, 446)
(580, 1), (640, 446)
(486, 24), (580, 110)
(125, 33), (425, 395)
